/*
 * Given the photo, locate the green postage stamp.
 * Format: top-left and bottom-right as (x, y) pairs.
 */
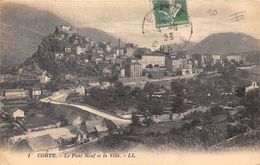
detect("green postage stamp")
(152, 0), (190, 28)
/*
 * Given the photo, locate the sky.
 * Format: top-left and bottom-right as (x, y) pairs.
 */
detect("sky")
(3, 0), (260, 48)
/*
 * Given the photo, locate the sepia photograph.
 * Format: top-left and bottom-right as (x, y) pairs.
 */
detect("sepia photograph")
(0, 0), (260, 164)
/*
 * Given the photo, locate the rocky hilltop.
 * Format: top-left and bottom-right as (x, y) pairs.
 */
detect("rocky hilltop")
(0, 3), (121, 69)
(23, 25), (100, 78)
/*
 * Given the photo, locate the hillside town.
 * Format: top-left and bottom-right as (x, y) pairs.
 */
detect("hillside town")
(1, 25), (260, 152)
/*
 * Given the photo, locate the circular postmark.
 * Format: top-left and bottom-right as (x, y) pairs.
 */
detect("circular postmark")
(141, 1), (193, 53)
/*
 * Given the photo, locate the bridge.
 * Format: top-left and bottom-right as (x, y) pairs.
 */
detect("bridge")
(39, 90), (131, 126)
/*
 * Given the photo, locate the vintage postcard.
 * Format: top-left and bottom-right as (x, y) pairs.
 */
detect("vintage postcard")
(0, 0), (260, 164)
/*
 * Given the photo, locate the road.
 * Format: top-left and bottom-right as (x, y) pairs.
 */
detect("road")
(122, 75), (196, 86)
(39, 93), (131, 125)
(149, 74), (196, 82)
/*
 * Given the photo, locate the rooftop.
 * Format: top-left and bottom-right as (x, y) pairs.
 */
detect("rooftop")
(9, 108), (24, 113)
(27, 134), (59, 152)
(4, 89), (26, 92)
(142, 53), (167, 57)
(11, 139), (32, 152)
(55, 25), (78, 34)
(167, 55), (186, 60)
(24, 114), (61, 129)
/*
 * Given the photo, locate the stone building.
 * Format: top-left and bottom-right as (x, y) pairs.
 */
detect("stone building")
(226, 55), (242, 63)
(245, 81), (259, 93)
(141, 53), (166, 69)
(4, 89), (29, 99)
(125, 58), (142, 77)
(165, 55), (188, 72)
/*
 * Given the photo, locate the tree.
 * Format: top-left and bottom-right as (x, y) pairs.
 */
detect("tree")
(239, 60), (244, 66)
(146, 64), (153, 68)
(213, 61), (223, 70)
(244, 89), (260, 129)
(234, 86), (246, 97)
(171, 96), (184, 118)
(142, 116), (154, 126)
(170, 80), (186, 119)
(136, 95), (149, 116)
(171, 80), (185, 97)
(111, 64), (121, 76)
(176, 70), (182, 76)
(147, 73), (153, 79)
(208, 105), (225, 116)
(114, 81), (129, 97)
(150, 101), (163, 120)
(131, 112), (141, 126)
(143, 82), (160, 95)
(222, 58), (232, 67)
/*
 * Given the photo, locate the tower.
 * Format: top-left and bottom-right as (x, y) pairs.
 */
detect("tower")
(118, 38), (121, 48)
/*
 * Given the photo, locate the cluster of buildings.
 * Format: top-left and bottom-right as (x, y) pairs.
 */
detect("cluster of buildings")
(29, 25), (246, 83)
(48, 25), (150, 80)
(0, 85), (111, 153)
(0, 24), (256, 153)
(2, 87), (49, 100)
(0, 25), (248, 107)
(141, 52), (245, 76)
(0, 26), (249, 106)
(8, 118), (109, 152)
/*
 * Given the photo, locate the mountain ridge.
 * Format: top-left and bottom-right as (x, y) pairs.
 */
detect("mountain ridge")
(1, 2), (260, 71)
(0, 2), (121, 70)
(188, 32), (260, 55)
